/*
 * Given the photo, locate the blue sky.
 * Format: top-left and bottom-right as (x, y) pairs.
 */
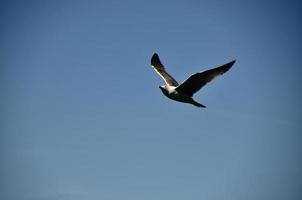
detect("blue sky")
(1, 0), (302, 200)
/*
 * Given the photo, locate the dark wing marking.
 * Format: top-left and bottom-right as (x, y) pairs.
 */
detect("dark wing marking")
(151, 53), (179, 86)
(176, 60), (236, 97)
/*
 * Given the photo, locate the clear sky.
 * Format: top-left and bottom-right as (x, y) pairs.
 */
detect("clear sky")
(1, 0), (302, 200)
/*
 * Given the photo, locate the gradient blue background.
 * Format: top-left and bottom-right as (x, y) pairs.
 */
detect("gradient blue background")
(1, 0), (302, 200)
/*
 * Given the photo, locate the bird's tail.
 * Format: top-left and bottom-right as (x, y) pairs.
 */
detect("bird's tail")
(192, 101), (206, 108)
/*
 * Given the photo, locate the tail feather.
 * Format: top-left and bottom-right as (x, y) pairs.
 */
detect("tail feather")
(192, 101), (206, 108)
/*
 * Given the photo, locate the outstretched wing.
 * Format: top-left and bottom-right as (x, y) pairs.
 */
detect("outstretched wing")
(151, 53), (179, 86)
(176, 60), (236, 97)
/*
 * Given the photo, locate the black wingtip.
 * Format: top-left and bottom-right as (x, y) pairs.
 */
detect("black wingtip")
(151, 53), (159, 60)
(222, 59), (236, 72)
(151, 53), (162, 66)
(229, 59), (236, 66)
(152, 53), (158, 57)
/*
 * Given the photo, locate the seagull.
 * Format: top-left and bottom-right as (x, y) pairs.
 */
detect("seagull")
(150, 53), (236, 108)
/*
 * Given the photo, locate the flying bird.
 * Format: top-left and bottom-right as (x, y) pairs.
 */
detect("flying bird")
(150, 53), (235, 108)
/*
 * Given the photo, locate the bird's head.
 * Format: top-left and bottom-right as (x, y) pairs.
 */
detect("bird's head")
(159, 85), (168, 94)
(159, 85), (165, 89)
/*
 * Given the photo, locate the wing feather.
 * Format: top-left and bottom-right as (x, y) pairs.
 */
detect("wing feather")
(176, 60), (236, 97)
(151, 53), (178, 86)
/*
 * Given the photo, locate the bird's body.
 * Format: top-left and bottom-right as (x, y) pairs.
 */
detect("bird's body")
(159, 85), (205, 107)
(150, 53), (235, 108)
